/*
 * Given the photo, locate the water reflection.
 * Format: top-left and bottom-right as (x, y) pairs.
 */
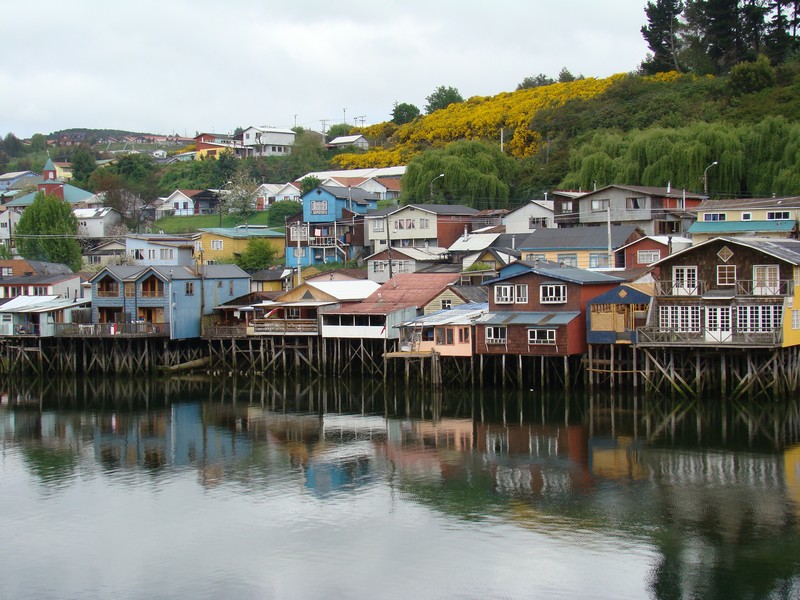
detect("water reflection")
(1, 376), (800, 599)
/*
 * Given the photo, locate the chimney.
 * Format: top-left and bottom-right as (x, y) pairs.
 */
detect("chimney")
(512, 235), (516, 249)
(463, 225), (468, 240)
(667, 181), (671, 194)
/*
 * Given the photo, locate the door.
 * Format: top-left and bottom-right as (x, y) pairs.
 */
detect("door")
(705, 306), (732, 342)
(673, 266), (698, 295)
(753, 265), (779, 295)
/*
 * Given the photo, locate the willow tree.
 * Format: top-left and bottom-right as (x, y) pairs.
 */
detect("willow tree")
(15, 192), (81, 272)
(400, 140), (516, 209)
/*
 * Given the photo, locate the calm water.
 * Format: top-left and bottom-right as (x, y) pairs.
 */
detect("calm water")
(1, 376), (800, 600)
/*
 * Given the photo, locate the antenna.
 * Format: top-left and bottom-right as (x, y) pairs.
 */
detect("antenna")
(356, 115), (366, 127)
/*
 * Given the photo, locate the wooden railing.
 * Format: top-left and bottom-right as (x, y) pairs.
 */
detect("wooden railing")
(637, 327), (782, 346)
(203, 325), (248, 339)
(54, 323), (169, 337)
(251, 319), (318, 335)
(654, 279), (794, 297)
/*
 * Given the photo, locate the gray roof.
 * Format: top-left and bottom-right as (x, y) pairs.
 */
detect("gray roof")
(487, 262), (624, 286)
(399, 303), (489, 327)
(91, 264), (250, 282)
(478, 311), (581, 326)
(316, 185), (375, 205)
(449, 285), (489, 303)
(519, 225), (640, 251)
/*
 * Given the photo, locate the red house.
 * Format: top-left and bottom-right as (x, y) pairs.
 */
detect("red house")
(617, 235), (692, 274)
(476, 261), (623, 357)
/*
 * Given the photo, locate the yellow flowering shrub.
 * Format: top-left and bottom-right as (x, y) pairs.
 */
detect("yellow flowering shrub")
(333, 73), (626, 168)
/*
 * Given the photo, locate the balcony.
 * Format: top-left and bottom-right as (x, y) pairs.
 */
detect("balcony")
(96, 289), (120, 298)
(637, 326), (782, 347)
(308, 236), (340, 248)
(54, 322), (169, 338)
(250, 319), (318, 335)
(654, 280), (793, 297)
(202, 325), (248, 339)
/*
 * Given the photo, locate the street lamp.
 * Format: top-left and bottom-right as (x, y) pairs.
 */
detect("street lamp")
(429, 173), (445, 200)
(703, 161), (718, 196)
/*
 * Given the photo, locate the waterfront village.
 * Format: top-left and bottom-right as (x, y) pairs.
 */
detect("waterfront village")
(3, 131), (800, 399)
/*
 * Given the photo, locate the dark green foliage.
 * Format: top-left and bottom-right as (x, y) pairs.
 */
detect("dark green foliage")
(15, 192), (81, 272)
(392, 102), (421, 125)
(326, 123), (353, 139)
(516, 74), (555, 90)
(266, 200), (302, 227)
(300, 176), (321, 194)
(425, 85), (464, 113)
(729, 55), (776, 95)
(69, 145), (97, 187)
(402, 140), (516, 209)
(640, 0), (684, 74)
(235, 238), (278, 271)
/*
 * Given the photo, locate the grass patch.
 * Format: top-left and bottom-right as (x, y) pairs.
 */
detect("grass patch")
(152, 212), (275, 234)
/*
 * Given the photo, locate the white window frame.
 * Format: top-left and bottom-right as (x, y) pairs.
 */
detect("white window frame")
(372, 219), (385, 232)
(310, 200), (328, 215)
(485, 326), (507, 344)
(658, 305), (701, 332)
(741, 212), (752, 221)
(672, 266), (698, 295)
(557, 254), (577, 267)
(494, 284), (514, 304)
(540, 284), (567, 304)
(514, 284), (528, 304)
(793, 310), (800, 329)
(211, 240), (223, 251)
(528, 329), (556, 345)
(637, 249), (661, 263)
(591, 199), (609, 212)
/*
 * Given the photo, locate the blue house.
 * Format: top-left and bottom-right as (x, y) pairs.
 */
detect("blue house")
(285, 185), (378, 267)
(86, 264), (251, 339)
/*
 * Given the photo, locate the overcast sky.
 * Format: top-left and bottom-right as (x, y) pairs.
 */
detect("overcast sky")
(2, 0), (649, 139)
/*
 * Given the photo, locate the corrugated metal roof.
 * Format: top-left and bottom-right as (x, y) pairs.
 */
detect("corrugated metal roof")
(448, 233), (501, 252)
(307, 280), (380, 301)
(519, 225), (640, 250)
(0, 295), (90, 313)
(328, 273), (460, 314)
(399, 303), (488, 327)
(477, 311), (580, 326)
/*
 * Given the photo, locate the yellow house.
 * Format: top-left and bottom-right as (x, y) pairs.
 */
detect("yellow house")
(689, 197), (800, 244)
(519, 225), (642, 269)
(196, 226), (285, 264)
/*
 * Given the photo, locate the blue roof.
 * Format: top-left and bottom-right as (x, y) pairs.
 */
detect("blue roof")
(688, 220), (795, 234)
(485, 263), (623, 286)
(6, 184), (94, 206)
(586, 285), (652, 306)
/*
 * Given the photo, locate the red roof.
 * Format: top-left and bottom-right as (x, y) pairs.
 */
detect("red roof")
(374, 177), (402, 191)
(328, 273), (460, 314)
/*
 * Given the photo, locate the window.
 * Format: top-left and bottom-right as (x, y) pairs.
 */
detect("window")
(441, 299), (452, 310)
(637, 249), (661, 263)
(528, 329), (556, 345)
(310, 200), (328, 214)
(485, 326), (507, 344)
(435, 327), (455, 345)
(130, 249), (144, 260)
(767, 211), (790, 220)
(540, 284), (567, 303)
(658, 305), (701, 332)
(753, 265), (780, 295)
(419, 218), (430, 229)
(717, 264), (736, 286)
(292, 247), (307, 258)
(515, 284), (528, 303)
(589, 253), (610, 268)
(287, 307), (301, 319)
(561, 201), (573, 213)
(557, 254), (577, 267)
(195, 241), (203, 252)
(372, 220), (385, 232)
(0, 222), (7, 229)
(529, 217), (549, 228)
(211, 240), (223, 251)
(1, 267), (12, 276)
(148, 249), (157, 260)
(395, 218), (416, 230)
(290, 224), (308, 241)
(793, 310), (800, 329)
(626, 197), (641, 209)
(458, 327), (470, 343)
(160, 248), (174, 260)
(591, 199), (609, 212)
(737, 305), (782, 332)
(703, 213), (726, 221)
(741, 212), (752, 221)
(185, 282), (194, 295)
(372, 261), (385, 273)
(494, 285), (514, 304)
(672, 266), (699, 295)
(525, 253), (546, 262)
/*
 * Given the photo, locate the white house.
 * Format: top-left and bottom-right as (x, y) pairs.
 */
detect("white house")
(74, 207), (123, 239)
(242, 127), (296, 157)
(273, 182), (302, 203)
(0, 208), (22, 250)
(125, 234), (196, 266)
(327, 135), (369, 150)
(502, 199), (556, 233)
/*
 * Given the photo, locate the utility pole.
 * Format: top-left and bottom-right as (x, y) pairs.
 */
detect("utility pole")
(343, 108), (347, 124)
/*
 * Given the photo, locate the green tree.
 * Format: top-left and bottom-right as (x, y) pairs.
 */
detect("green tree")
(222, 173), (259, 222)
(69, 145), (97, 186)
(425, 85), (464, 113)
(15, 192), (81, 271)
(267, 200), (302, 227)
(391, 102), (421, 125)
(109, 153), (160, 201)
(557, 67), (579, 83)
(516, 74), (555, 90)
(235, 238), (278, 271)
(29, 134), (48, 153)
(729, 54), (776, 94)
(213, 150), (239, 188)
(3, 133), (23, 157)
(326, 123), (352, 140)
(300, 176), (321, 194)
(640, 0), (684, 74)
(401, 140), (517, 209)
